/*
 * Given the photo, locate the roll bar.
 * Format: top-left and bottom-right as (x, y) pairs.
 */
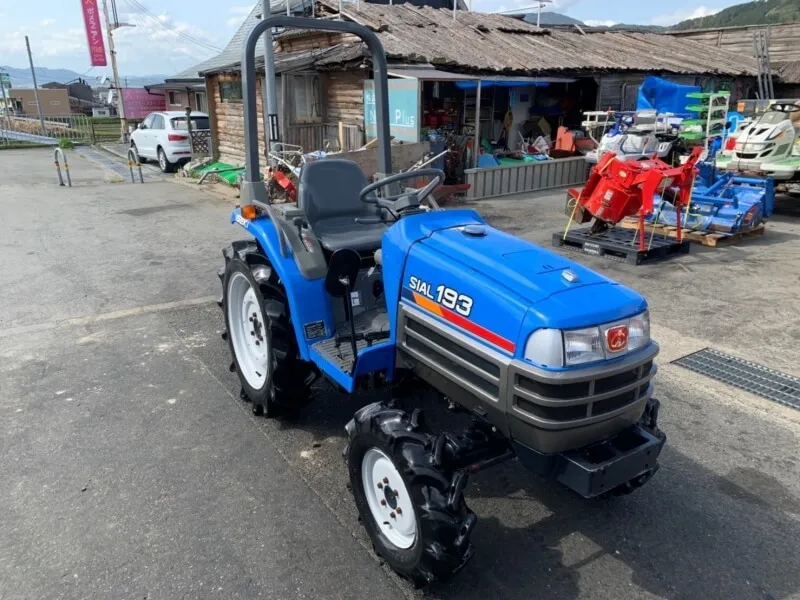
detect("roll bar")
(240, 16), (392, 208)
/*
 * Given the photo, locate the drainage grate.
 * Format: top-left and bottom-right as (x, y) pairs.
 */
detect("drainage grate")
(673, 348), (800, 411)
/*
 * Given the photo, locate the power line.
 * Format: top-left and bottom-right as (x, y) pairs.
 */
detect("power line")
(124, 0), (223, 53)
(111, 0), (120, 26)
(120, 0), (223, 53)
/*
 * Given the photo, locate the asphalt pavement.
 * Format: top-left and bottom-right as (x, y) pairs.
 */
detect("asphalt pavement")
(2, 148), (800, 600)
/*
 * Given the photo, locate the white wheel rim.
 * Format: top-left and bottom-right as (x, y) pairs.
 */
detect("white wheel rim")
(159, 152), (166, 170)
(227, 271), (269, 389)
(361, 448), (417, 549)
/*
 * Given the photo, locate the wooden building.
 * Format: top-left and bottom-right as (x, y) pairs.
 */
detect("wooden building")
(669, 22), (800, 98)
(201, 0), (756, 167)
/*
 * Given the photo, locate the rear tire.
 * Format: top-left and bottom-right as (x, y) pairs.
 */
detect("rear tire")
(220, 241), (316, 417)
(158, 147), (176, 173)
(346, 403), (476, 588)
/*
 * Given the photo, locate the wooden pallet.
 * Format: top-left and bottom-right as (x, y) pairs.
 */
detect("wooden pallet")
(619, 219), (765, 248)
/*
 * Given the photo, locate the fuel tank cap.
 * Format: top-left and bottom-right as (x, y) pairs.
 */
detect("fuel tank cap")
(462, 225), (487, 237)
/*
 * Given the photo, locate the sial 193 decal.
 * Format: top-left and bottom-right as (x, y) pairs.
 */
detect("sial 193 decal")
(409, 276), (474, 317)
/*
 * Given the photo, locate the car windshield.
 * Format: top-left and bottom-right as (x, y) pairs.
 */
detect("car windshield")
(171, 116), (210, 130)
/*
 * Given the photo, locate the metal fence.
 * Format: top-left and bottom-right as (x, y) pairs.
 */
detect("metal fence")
(0, 114), (140, 148)
(464, 156), (590, 200)
(190, 129), (212, 156)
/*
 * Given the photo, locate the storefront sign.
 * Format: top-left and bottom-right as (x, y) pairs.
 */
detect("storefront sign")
(81, 0), (107, 67)
(364, 78), (419, 143)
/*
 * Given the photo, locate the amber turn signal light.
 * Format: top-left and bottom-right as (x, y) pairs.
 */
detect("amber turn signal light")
(241, 205), (258, 220)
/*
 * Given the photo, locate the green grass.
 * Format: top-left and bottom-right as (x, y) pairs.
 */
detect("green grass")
(0, 142), (48, 150)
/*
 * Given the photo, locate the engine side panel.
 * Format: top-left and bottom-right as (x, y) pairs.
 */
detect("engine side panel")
(400, 243), (528, 356)
(381, 209), (487, 348)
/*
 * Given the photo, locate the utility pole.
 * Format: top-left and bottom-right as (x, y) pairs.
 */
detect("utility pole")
(0, 76), (12, 131)
(102, 0), (129, 142)
(262, 0), (280, 169)
(25, 36), (46, 136)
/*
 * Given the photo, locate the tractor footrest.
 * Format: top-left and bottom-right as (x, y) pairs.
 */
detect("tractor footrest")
(312, 337), (371, 374)
(512, 423), (666, 498)
(552, 226), (690, 265)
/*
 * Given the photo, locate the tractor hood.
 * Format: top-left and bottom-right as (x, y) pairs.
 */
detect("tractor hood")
(422, 225), (618, 308)
(402, 222), (647, 354)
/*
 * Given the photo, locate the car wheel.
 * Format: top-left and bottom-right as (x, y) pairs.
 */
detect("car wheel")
(158, 147), (175, 173)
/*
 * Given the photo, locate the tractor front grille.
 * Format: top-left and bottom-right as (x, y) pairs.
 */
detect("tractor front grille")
(398, 303), (658, 429)
(401, 313), (503, 403)
(511, 359), (655, 425)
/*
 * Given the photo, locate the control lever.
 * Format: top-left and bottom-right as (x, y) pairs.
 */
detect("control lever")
(293, 216), (304, 237)
(340, 275), (359, 363)
(355, 217), (383, 225)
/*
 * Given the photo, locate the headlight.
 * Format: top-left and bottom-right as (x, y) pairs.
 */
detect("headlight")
(524, 329), (563, 369)
(628, 310), (650, 351)
(524, 311), (651, 368)
(564, 327), (605, 365)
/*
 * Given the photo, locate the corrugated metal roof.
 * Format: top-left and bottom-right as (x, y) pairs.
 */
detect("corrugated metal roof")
(314, 0), (757, 76)
(388, 67), (478, 80)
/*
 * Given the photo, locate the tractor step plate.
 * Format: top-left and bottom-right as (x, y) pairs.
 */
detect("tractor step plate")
(673, 348), (800, 411)
(553, 227), (690, 265)
(312, 337), (371, 374)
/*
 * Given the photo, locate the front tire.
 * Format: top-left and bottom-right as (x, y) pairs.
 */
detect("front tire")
(346, 403), (476, 588)
(220, 241), (315, 417)
(130, 141), (146, 163)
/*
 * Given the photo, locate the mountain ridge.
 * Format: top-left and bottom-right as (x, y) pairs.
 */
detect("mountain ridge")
(0, 65), (168, 89)
(671, 0), (800, 30)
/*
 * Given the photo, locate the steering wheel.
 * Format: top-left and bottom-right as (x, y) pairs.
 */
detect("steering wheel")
(771, 102), (800, 113)
(359, 169), (445, 216)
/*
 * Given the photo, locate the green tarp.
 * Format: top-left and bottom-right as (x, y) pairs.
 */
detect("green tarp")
(192, 162), (244, 185)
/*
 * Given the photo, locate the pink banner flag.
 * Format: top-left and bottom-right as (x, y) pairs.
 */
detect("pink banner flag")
(81, 0), (107, 67)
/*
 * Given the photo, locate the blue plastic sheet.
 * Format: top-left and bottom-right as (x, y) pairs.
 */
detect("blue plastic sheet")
(636, 76), (700, 115)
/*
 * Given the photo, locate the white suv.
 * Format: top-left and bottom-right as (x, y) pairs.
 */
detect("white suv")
(130, 111), (210, 173)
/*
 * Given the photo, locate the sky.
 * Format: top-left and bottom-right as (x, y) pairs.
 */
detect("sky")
(0, 0), (747, 78)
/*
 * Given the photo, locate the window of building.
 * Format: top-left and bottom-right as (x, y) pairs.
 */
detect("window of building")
(219, 80), (242, 103)
(50, 101), (61, 106)
(168, 91), (178, 105)
(194, 92), (207, 113)
(292, 74), (321, 123)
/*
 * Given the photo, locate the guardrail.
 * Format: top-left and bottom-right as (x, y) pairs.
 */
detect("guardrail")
(0, 115), (142, 147)
(464, 156), (589, 200)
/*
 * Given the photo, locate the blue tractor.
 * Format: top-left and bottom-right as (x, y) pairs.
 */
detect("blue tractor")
(220, 16), (666, 587)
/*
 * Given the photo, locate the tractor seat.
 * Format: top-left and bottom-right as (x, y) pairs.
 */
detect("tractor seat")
(297, 159), (386, 254)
